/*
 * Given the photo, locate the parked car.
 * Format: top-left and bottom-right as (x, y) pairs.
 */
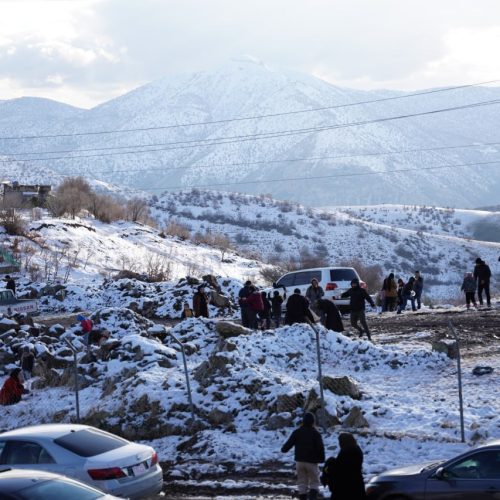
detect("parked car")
(366, 439), (500, 499)
(0, 424), (163, 499)
(0, 467), (121, 499)
(0, 289), (38, 316)
(269, 267), (366, 311)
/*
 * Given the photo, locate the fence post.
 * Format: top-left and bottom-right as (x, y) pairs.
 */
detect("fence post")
(64, 338), (80, 423)
(447, 321), (465, 443)
(307, 320), (327, 432)
(168, 332), (196, 424)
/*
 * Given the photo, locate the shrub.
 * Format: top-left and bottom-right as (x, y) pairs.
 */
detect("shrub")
(165, 222), (191, 240)
(339, 258), (383, 293)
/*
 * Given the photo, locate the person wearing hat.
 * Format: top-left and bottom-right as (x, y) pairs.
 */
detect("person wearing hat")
(193, 285), (210, 318)
(281, 412), (325, 500)
(473, 258), (491, 307)
(285, 289), (315, 325)
(0, 368), (29, 405)
(341, 279), (375, 341)
(238, 280), (253, 327)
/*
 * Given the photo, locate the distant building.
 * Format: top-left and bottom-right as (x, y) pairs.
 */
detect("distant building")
(0, 181), (52, 207)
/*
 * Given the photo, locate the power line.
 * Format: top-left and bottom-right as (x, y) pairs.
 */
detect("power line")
(2, 98), (500, 163)
(53, 140), (500, 177)
(129, 159), (500, 191)
(1, 78), (499, 141)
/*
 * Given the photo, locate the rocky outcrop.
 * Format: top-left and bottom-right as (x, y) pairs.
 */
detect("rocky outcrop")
(322, 375), (361, 400)
(343, 406), (369, 428)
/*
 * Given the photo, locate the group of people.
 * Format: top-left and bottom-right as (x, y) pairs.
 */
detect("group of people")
(282, 412), (366, 500)
(379, 270), (424, 314)
(460, 258), (492, 309)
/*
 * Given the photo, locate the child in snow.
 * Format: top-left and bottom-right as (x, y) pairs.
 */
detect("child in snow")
(0, 368), (29, 405)
(461, 272), (477, 310)
(181, 302), (194, 319)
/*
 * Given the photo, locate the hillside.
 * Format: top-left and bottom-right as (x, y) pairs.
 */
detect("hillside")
(1, 57), (500, 206)
(150, 190), (500, 299)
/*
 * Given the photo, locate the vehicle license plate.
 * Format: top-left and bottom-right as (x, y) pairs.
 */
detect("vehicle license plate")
(132, 463), (147, 476)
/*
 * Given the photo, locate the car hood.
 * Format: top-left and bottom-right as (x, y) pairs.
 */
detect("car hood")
(373, 461), (442, 480)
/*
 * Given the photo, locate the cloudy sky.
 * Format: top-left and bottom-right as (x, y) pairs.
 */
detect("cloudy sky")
(1, 0), (500, 108)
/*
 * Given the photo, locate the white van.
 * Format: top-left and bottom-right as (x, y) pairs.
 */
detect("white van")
(271, 267), (366, 310)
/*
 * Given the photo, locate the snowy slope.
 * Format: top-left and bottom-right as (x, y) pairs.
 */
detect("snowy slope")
(1, 57), (500, 206)
(151, 190), (500, 299)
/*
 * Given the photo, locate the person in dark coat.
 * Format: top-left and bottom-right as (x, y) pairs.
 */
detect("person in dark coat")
(271, 290), (284, 328)
(341, 279), (375, 340)
(238, 280), (253, 327)
(381, 273), (397, 312)
(246, 286), (264, 329)
(259, 291), (272, 330)
(397, 277), (416, 314)
(193, 285), (210, 318)
(0, 368), (28, 406)
(461, 272), (477, 310)
(285, 289), (315, 325)
(5, 275), (16, 295)
(321, 432), (366, 500)
(473, 258), (492, 307)
(413, 271), (424, 309)
(316, 299), (344, 332)
(282, 412), (325, 500)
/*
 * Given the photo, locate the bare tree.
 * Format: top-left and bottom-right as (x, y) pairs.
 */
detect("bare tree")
(51, 177), (92, 219)
(88, 193), (125, 223)
(126, 197), (150, 223)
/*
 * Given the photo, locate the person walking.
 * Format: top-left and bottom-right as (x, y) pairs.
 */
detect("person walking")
(271, 290), (284, 328)
(316, 298), (344, 332)
(246, 286), (264, 329)
(0, 368), (29, 406)
(20, 346), (35, 381)
(281, 412), (325, 500)
(321, 432), (366, 500)
(4, 275), (16, 295)
(381, 273), (397, 312)
(413, 271), (424, 309)
(238, 280), (253, 327)
(305, 278), (324, 315)
(285, 289), (315, 325)
(193, 284), (210, 318)
(340, 279), (375, 340)
(474, 258), (492, 307)
(461, 272), (477, 310)
(397, 277), (417, 314)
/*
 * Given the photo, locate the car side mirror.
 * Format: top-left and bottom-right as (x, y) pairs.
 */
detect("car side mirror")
(434, 467), (447, 480)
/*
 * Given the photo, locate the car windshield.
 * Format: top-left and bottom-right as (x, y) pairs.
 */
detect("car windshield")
(18, 479), (103, 500)
(422, 460), (444, 471)
(54, 429), (127, 457)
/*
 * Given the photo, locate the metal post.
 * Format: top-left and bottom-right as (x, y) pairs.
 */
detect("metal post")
(168, 332), (196, 423)
(307, 319), (327, 432)
(448, 321), (465, 443)
(64, 338), (80, 423)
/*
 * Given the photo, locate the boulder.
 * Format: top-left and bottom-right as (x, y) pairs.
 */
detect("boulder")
(202, 274), (219, 290)
(275, 393), (305, 413)
(210, 291), (230, 308)
(194, 353), (233, 386)
(206, 408), (234, 427)
(432, 339), (458, 359)
(0, 318), (18, 334)
(342, 406), (369, 428)
(266, 412), (293, 430)
(322, 375), (361, 400)
(215, 321), (251, 339)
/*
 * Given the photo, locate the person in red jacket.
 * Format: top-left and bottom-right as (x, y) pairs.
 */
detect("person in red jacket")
(0, 368), (28, 405)
(246, 286), (264, 329)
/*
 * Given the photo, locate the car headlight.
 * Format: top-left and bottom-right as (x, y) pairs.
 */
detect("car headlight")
(365, 482), (383, 495)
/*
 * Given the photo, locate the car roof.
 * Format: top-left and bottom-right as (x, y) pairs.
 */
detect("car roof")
(0, 424), (91, 439)
(478, 438), (500, 448)
(0, 468), (67, 492)
(283, 266), (355, 274)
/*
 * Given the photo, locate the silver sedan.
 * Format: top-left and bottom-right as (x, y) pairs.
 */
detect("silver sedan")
(0, 424), (163, 499)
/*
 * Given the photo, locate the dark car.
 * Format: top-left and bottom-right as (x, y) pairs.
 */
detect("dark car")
(366, 439), (500, 499)
(0, 467), (121, 499)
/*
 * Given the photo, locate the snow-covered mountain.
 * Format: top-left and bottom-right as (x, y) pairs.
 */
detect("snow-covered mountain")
(1, 57), (500, 207)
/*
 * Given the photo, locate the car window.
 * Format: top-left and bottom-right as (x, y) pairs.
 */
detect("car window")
(330, 269), (358, 282)
(276, 274), (295, 287)
(447, 450), (500, 479)
(0, 441), (55, 465)
(18, 478), (103, 500)
(54, 429), (127, 457)
(293, 271), (322, 286)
